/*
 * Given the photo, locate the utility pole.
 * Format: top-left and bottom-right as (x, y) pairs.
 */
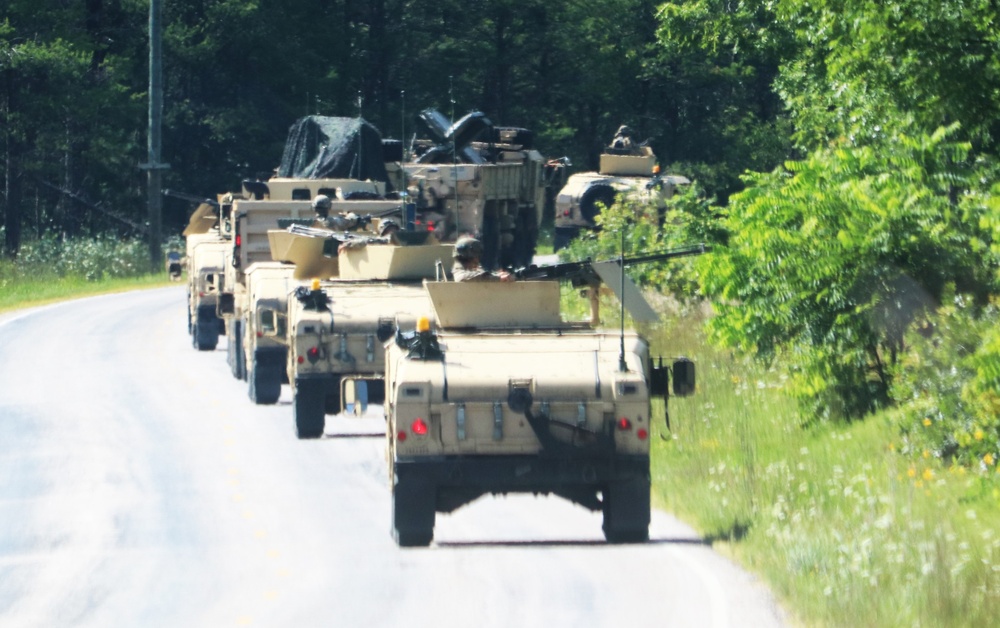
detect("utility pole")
(141, 0), (169, 270)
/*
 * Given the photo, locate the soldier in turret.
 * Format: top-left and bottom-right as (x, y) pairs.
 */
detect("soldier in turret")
(452, 236), (513, 282)
(312, 194), (362, 231)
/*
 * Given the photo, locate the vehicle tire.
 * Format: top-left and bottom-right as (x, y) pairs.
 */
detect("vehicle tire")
(228, 320), (246, 380)
(186, 295), (193, 335)
(513, 206), (539, 268)
(294, 378), (326, 439)
(392, 475), (435, 547)
(248, 350), (282, 405)
(480, 210), (501, 271)
(579, 184), (617, 224)
(602, 476), (651, 544)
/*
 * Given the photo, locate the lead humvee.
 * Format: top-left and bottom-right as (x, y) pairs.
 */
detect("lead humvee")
(185, 231), (228, 351)
(268, 226), (453, 439)
(377, 271), (696, 547)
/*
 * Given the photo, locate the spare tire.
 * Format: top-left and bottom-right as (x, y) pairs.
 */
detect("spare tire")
(579, 184), (618, 224)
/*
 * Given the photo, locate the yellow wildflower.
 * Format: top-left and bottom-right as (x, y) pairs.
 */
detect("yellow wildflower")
(923, 418), (932, 427)
(922, 468), (934, 481)
(975, 429), (985, 441)
(907, 467), (917, 478)
(985, 453), (995, 467)
(922, 450), (931, 459)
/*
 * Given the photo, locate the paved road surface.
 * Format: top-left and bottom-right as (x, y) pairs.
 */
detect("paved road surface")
(0, 288), (787, 627)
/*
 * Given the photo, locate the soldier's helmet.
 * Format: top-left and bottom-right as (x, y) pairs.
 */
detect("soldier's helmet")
(454, 236), (483, 261)
(311, 194), (332, 216)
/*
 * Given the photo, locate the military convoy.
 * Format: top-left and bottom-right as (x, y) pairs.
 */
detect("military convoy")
(554, 129), (689, 250)
(174, 112), (699, 546)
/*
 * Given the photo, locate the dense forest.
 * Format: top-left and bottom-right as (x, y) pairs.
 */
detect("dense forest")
(4, 1), (1000, 446)
(3, 0), (782, 252)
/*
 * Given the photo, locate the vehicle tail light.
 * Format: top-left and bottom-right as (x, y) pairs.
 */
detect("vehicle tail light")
(307, 347), (320, 364)
(411, 417), (428, 436)
(397, 431), (407, 442)
(235, 234), (242, 247)
(637, 428), (648, 440)
(617, 417), (632, 431)
(297, 355), (304, 364)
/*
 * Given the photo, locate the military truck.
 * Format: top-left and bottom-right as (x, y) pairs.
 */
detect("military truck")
(269, 226), (453, 439)
(553, 134), (689, 250)
(375, 252), (701, 546)
(185, 230), (228, 351)
(387, 109), (567, 270)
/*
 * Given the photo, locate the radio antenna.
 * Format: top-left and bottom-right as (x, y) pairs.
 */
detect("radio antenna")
(619, 228), (628, 372)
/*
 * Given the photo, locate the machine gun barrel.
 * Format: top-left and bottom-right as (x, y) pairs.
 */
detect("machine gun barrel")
(512, 243), (707, 282)
(163, 189), (220, 207)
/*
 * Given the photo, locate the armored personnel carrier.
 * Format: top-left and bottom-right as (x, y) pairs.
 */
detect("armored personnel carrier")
(375, 252), (700, 546)
(268, 226), (453, 438)
(554, 129), (689, 250)
(387, 109), (567, 270)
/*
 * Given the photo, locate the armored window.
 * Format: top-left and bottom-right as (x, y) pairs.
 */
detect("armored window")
(292, 188), (311, 200)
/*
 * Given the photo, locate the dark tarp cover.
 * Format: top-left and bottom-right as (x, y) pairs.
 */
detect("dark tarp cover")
(277, 116), (390, 185)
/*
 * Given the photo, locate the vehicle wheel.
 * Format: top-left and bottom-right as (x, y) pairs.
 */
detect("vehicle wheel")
(392, 475), (435, 547)
(228, 320), (246, 380)
(480, 210), (501, 271)
(193, 321), (218, 351)
(187, 295), (193, 335)
(248, 351), (282, 405)
(602, 477), (651, 544)
(579, 184), (617, 224)
(294, 378), (326, 439)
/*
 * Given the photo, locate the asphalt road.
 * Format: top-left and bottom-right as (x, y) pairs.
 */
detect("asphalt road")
(0, 287), (787, 627)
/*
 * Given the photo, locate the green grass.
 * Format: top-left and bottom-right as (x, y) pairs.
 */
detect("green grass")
(0, 267), (172, 313)
(646, 308), (1000, 627)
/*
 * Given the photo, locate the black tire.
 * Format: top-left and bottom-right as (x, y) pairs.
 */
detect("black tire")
(511, 207), (538, 268)
(248, 349), (282, 405)
(392, 475), (435, 547)
(193, 321), (218, 351)
(579, 184), (617, 224)
(480, 210), (501, 271)
(187, 295), (193, 335)
(228, 320), (246, 380)
(323, 376), (342, 415)
(602, 477), (651, 544)
(294, 378), (326, 439)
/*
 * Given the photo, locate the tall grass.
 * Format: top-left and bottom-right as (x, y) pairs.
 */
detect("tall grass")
(647, 309), (1000, 626)
(0, 234), (169, 312)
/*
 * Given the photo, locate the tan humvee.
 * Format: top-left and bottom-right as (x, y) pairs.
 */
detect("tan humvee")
(554, 143), (689, 250)
(376, 276), (696, 546)
(269, 226), (453, 439)
(218, 178), (405, 380)
(241, 261), (304, 404)
(185, 230), (228, 351)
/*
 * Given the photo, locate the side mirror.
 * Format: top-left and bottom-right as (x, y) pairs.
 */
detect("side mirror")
(672, 358), (695, 397)
(342, 379), (369, 416)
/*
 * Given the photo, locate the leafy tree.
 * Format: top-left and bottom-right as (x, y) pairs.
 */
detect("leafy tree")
(700, 127), (994, 420)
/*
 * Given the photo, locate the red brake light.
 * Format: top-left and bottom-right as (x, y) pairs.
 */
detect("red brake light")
(637, 428), (648, 440)
(297, 355), (304, 364)
(397, 431), (407, 442)
(617, 417), (632, 431)
(307, 347), (320, 364)
(411, 417), (428, 436)
(235, 234), (242, 247)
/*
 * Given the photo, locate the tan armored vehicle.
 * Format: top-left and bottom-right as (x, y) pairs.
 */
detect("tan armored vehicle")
(185, 230), (228, 351)
(387, 109), (567, 269)
(374, 250), (702, 546)
(240, 261), (304, 404)
(554, 127), (689, 250)
(269, 226), (453, 438)
(218, 179), (404, 380)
